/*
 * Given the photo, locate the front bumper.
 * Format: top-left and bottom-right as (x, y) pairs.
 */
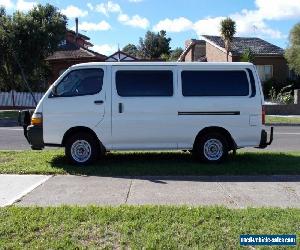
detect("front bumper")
(19, 110), (44, 150)
(258, 127), (274, 149)
(27, 125), (44, 150)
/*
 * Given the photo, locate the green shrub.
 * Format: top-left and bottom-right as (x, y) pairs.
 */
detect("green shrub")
(269, 85), (294, 104)
(263, 77), (300, 99)
(263, 78), (277, 97)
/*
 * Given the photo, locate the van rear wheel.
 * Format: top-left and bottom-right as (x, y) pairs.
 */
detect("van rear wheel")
(65, 132), (99, 165)
(193, 132), (228, 163)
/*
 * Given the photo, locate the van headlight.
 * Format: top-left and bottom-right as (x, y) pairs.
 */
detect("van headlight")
(31, 112), (43, 126)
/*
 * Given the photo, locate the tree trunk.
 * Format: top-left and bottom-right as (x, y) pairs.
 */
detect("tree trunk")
(224, 40), (230, 62)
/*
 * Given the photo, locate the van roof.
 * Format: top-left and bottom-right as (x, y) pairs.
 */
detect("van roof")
(70, 61), (254, 68)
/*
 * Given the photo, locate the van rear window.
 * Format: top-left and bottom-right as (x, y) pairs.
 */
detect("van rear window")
(181, 70), (249, 96)
(116, 70), (173, 97)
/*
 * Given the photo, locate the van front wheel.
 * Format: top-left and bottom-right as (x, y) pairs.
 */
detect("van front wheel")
(194, 133), (228, 163)
(65, 132), (99, 165)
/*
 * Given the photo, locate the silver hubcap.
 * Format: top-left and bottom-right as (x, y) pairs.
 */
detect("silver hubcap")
(71, 140), (92, 163)
(203, 138), (223, 161)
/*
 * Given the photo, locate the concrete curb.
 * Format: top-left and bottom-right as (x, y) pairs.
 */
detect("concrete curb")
(266, 123), (300, 127)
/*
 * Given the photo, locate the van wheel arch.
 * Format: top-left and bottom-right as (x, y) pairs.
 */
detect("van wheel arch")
(62, 126), (105, 152)
(193, 126), (236, 152)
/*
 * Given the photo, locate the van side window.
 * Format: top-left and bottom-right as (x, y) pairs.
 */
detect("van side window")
(116, 70), (173, 97)
(55, 69), (104, 97)
(181, 70), (249, 96)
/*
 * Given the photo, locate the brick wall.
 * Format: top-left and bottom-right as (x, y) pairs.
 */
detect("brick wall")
(194, 44), (206, 61)
(265, 104), (300, 115)
(184, 49), (193, 62)
(206, 42), (233, 62)
(184, 40), (206, 62)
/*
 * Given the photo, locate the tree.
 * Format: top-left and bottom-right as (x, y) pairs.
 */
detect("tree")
(220, 17), (236, 62)
(0, 8), (19, 91)
(122, 44), (138, 57)
(240, 48), (255, 63)
(138, 30), (171, 59)
(285, 23), (300, 75)
(169, 47), (183, 61)
(0, 4), (67, 91)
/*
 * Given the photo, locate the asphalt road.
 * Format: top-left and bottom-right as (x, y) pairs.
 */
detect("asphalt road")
(0, 126), (299, 151)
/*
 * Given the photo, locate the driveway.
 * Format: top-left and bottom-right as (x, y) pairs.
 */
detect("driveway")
(1, 175), (299, 208)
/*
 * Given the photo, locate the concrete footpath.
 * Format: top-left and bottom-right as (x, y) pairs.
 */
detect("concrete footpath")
(1, 175), (300, 208)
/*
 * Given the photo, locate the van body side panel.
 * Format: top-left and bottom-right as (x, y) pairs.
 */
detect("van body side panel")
(177, 65), (262, 149)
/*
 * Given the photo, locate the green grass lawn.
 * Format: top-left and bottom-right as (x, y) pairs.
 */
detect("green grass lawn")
(266, 115), (300, 124)
(0, 110), (19, 120)
(0, 206), (299, 249)
(1, 150), (300, 175)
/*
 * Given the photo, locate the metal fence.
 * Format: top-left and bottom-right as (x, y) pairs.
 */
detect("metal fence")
(0, 91), (44, 108)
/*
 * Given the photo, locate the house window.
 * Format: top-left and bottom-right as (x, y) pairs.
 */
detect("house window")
(256, 65), (273, 82)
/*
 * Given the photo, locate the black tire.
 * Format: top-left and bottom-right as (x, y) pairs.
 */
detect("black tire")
(193, 132), (228, 163)
(65, 132), (100, 165)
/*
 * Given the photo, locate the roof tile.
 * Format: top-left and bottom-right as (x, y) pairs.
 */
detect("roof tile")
(46, 42), (106, 60)
(202, 35), (284, 55)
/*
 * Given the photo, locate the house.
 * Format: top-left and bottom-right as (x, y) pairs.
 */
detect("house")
(46, 20), (107, 84)
(179, 35), (289, 83)
(105, 50), (166, 62)
(106, 50), (138, 62)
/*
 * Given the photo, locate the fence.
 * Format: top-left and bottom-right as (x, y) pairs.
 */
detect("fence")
(0, 91), (44, 108)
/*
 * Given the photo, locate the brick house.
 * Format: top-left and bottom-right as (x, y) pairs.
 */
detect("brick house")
(179, 35), (289, 83)
(46, 29), (107, 84)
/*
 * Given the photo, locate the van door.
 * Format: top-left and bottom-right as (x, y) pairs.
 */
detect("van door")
(111, 66), (178, 150)
(42, 66), (108, 144)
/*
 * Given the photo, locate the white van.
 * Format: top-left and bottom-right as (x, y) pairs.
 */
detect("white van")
(20, 62), (273, 165)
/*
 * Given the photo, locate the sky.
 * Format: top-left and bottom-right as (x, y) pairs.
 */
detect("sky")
(1, 0), (300, 56)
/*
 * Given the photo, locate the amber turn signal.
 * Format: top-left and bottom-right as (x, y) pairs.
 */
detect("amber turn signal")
(31, 113), (43, 126)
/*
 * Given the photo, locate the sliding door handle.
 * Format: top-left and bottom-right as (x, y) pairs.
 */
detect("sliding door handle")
(119, 103), (124, 113)
(94, 100), (104, 104)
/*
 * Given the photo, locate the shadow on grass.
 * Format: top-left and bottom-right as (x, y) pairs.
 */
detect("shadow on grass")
(50, 151), (300, 178)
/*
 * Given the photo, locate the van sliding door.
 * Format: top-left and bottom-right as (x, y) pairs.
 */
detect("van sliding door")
(111, 66), (178, 150)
